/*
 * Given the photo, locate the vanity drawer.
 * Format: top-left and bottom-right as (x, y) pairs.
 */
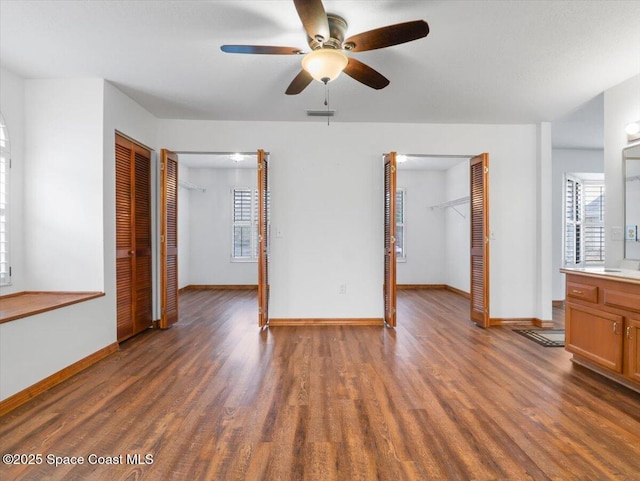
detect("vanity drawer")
(567, 282), (598, 303)
(603, 290), (640, 313)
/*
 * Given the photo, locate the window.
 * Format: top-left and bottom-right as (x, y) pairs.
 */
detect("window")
(231, 188), (270, 261)
(396, 188), (405, 260)
(564, 175), (605, 267)
(0, 113), (10, 285)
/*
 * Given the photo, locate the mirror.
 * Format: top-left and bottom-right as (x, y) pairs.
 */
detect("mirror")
(624, 143), (640, 260)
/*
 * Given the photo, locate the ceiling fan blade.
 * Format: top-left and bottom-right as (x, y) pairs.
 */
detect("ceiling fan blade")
(221, 45), (304, 55)
(343, 20), (429, 52)
(285, 70), (314, 95)
(293, 0), (330, 41)
(343, 57), (390, 90)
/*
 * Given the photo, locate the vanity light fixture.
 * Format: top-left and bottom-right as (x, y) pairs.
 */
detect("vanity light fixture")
(626, 120), (640, 142)
(231, 153), (244, 162)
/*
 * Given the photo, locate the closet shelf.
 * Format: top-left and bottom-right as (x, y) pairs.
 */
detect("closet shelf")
(430, 196), (470, 218)
(179, 180), (206, 192)
(430, 196), (470, 209)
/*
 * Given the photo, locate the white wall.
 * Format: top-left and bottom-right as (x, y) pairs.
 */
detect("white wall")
(3, 78), (108, 400)
(158, 120), (540, 320)
(536, 122), (553, 322)
(395, 162), (470, 290)
(103, 80), (159, 326)
(178, 163), (191, 289)
(0, 295), (114, 400)
(3, 77), (116, 399)
(0, 68), (25, 294)
(604, 74), (640, 268)
(396, 169), (446, 284)
(24, 79), (105, 290)
(551, 148), (604, 300)
(444, 160), (470, 293)
(1, 78), (160, 401)
(187, 167), (258, 285)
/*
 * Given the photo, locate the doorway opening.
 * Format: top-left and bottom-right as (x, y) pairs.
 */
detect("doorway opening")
(176, 151), (270, 326)
(384, 152), (490, 327)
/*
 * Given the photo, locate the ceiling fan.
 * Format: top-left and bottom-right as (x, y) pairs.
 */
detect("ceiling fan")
(220, 0), (429, 95)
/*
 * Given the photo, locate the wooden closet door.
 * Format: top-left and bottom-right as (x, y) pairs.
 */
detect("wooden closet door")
(115, 135), (134, 340)
(383, 152), (397, 327)
(257, 149), (269, 328)
(134, 145), (153, 333)
(470, 153), (490, 327)
(160, 149), (179, 329)
(115, 133), (152, 341)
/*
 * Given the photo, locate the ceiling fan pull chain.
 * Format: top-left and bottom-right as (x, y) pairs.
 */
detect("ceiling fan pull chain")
(325, 83), (330, 126)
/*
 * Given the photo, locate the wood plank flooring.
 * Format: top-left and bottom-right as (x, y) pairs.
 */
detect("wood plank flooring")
(1, 289), (639, 481)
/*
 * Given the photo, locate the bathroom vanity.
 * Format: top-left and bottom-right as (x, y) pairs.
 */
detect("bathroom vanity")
(561, 267), (640, 392)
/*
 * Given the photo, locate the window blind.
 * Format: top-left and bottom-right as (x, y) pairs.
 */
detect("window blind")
(396, 189), (405, 259)
(565, 178), (581, 265)
(232, 188), (270, 260)
(564, 176), (605, 267)
(232, 188), (253, 259)
(583, 182), (605, 263)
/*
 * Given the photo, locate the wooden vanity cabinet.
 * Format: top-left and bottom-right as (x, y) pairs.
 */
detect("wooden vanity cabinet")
(565, 303), (623, 372)
(626, 317), (640, 383)
(563, 271), (640, 392)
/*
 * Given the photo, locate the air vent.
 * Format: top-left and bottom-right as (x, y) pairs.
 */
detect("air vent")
(306, 110), (335, 117)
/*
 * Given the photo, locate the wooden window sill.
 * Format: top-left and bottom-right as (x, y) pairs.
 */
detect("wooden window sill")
(0, 291), (105, 324)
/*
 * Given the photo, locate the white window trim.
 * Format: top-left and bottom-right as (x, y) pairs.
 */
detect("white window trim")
(0, 112), (10, 286)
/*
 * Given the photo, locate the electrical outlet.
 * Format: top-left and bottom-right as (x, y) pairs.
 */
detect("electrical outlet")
(339, 284), (347, 294)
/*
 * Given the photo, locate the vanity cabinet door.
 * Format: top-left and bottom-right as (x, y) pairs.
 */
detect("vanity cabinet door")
(625, 318), (640, 383)
(566, 303), (624, 373)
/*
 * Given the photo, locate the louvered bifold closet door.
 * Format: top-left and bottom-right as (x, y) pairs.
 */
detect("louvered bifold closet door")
(383, 152), (397, 327)
(160, 149), (179, 329)
(257, 149), (269, 328)
(115, 133), (153, 341)
(134, 145), (153, 332)
(470, 153), (490, 327)
(116, 135), (134, 340)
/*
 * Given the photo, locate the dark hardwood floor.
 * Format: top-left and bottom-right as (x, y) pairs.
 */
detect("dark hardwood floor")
(1, 289), (639, 481)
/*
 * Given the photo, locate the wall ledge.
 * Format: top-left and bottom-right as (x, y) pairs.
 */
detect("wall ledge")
(0, 291), (105, 324)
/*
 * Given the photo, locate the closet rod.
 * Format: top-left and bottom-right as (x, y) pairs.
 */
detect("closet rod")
(430, 196), (470, 210)
(178, 180), (206, 192)
(430, 196), (469, 219)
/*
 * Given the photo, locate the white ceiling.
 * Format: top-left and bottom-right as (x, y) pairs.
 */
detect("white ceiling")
(1, 0), (639, 130)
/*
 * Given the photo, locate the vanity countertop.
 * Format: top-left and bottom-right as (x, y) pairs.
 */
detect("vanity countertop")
(560, 267), (640, 285)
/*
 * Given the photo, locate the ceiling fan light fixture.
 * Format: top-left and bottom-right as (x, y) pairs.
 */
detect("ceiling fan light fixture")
(301, 48), (348, 84)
